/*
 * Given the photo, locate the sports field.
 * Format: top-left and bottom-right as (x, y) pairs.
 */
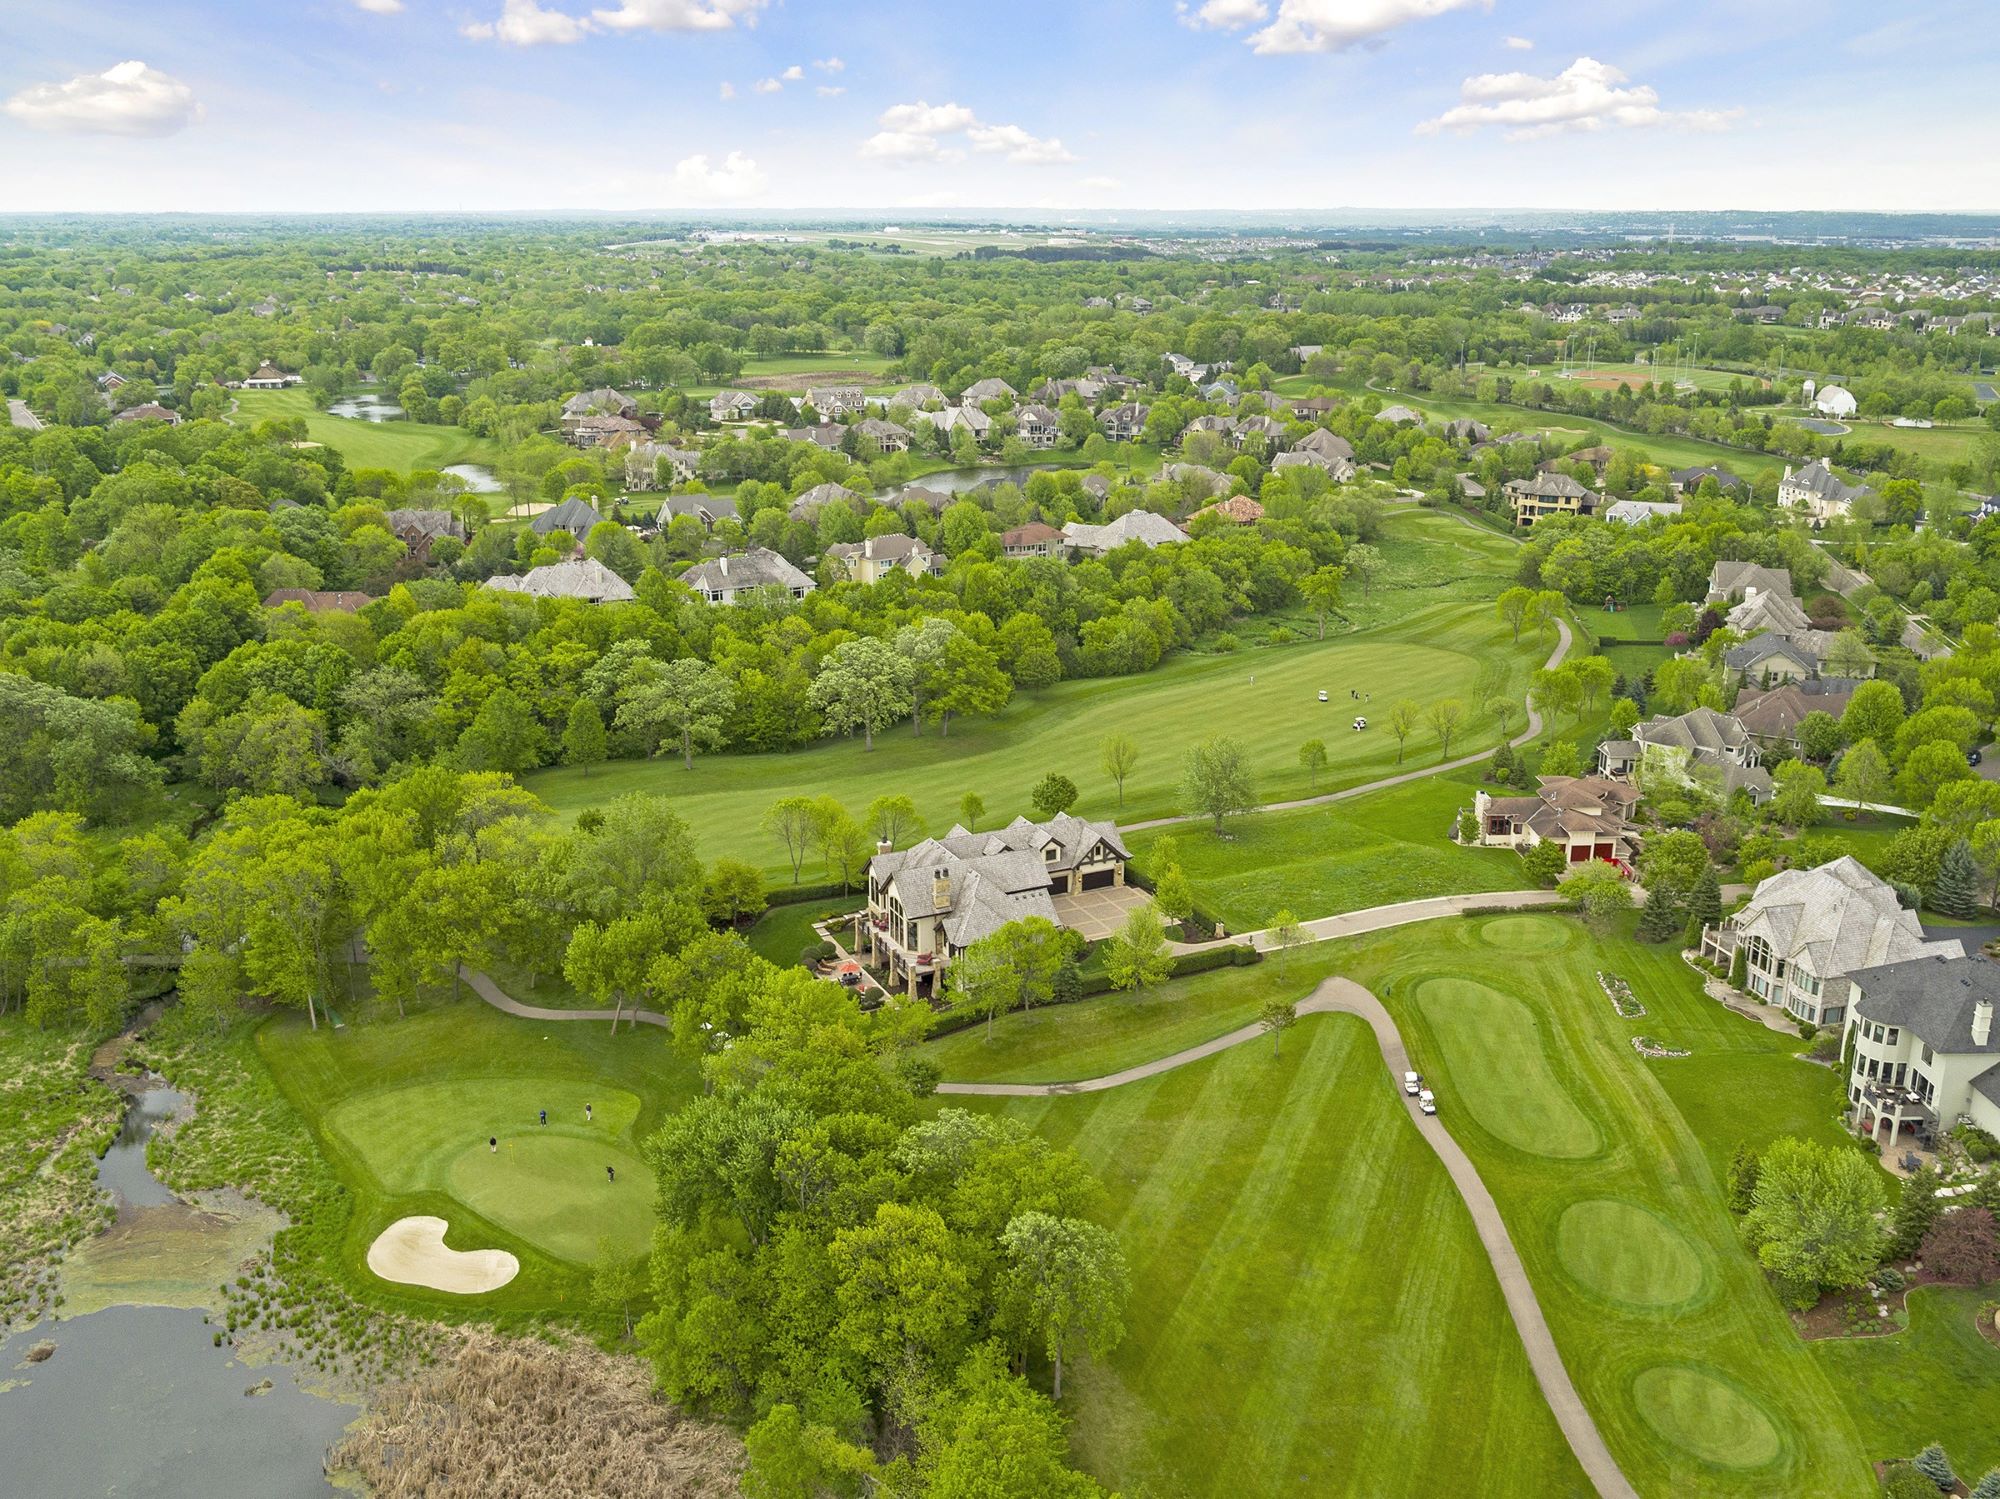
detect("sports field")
(258, 1001), (698, 1304)
(232, 388), (502, 473)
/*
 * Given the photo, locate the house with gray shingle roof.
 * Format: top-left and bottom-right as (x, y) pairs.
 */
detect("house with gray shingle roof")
(1844, 953), (2000, 1147)
(1062, 510), (1189, 556)
(789, 482), (862, 522)
(1700, 858), (1956, 1027)
(1778, 458), (1874, 524)
(530, 497), (605, 539)
(1596, 705), (1770, 803)
(1723, 633), (1820, 687)
(680, 547), (814, 605)
(854, 814), (1131, 999)
(482, 556), (635, 604)
(824, 532), (941, 585)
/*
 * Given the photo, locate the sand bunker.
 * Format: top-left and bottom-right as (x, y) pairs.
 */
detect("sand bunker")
(366, 1216), (518, 1294)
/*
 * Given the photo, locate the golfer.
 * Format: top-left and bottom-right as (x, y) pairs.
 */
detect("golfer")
(489, 1136), (497, 1154)
(606, 1165), (616, 1184)
(585, 1103), (593, 1123)
(539, 1109), (546, 1127)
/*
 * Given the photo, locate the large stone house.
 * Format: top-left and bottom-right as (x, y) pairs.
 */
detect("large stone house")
(1062, 510), (1189, 557)
(850, 418), (911, 454)
(1733, 679), (1860, 750)
(530, 497), (604, 540)
(1001, 522), (1062, 559)
(1505, 474), (1596, 527)
(824, 533), (941, 585)
(709, 390), (758, 422)
(1015, 404), (1062, 449)
(1706, 561), (1792, 606)
(1778, 459), (1874, 524)
(855, 815), (1130, 998)
(680, 547), (815, 605)
(384, 508), (466, 563)
(1699, 858), (1955, 1027)
(483, 556), (635, 604)
(960, 378), (1018, 407)
(625, 442), (700, 491)
(1596, 706), (1771, 802)
(1291, 428), (1355, 465)
(1843, 953), (2000, 1147)
(804, 386), (866, 419)
(653, 494), (739, 530)
(1469, 775), (1640, 873)
(1098, 403), (1150, 441)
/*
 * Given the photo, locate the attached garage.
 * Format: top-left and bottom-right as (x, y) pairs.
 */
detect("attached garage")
(1080, 867), (1118, 891)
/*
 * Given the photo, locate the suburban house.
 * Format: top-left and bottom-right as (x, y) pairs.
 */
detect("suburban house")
(708, 390), (758, 422)
(921, 405), (993, 441)
(1160, 463), (1234, 501)
(1725, 588), (1832, 662)
(849, 418), (911, 454)
(483, 556), (636, 604)
(854, 814), (1132, 999)
(1015, 403), (1062, 449)
(1670, 465), (1746, 495)
(1001, 522), (1063, 559)
(1062, 510), (1189, 556)
(1443, 419), (1490, 444)
(1723, 633), (1821, 687)
(624, 442), (700, 490)
(1699, 857), (1956, 1027)
(1596, 706), (1771, 803)
(804, 386), (866, 419)
(1375, 404), (1423, 426)
(783, 424), (846, 452)
(653, 493), (739, 529)
(1706, 561), (1793, 606)
(1292, 428), (1356, 464)
(241, 362), (303, 389)
(1193, 495), (1266, 526)
(960, 378), (1018, 407)
(1184, 415), (1236, 439)
(1602, 499), (1682, 525)
(1098, 402), (1150, 441)
(824, 533), (942, 585)
(1734, 679), (1861, 750)
(561, 388), (637, 427)
(530, 497), (604, 539)
(889, 384), (946, 408)
(1505, 473), (1596, 527)
(1542, 445), (1614, 480)
(1779, 459), (1874, 524)
(263, 588), (374, 613)
(789, 483), (862, 522)
(384, 508), (466, 562)
(1843, 954), (2000, 1147)
(680, 547), (815, 605)
(1231, 414), (1288, 449)
(112, 403), (181, 425)
(1274, 449), (1356, 481)
(1469, 775), (1640, 873)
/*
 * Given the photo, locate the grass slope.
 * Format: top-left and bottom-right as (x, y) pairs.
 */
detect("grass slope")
(955, 1018), (1591, 1498)
(258, 1001), (697, 1304)
(1810, 1286), (2000, 1478)
(232, 388), (502, 473)
(527, 595), (1546, 876)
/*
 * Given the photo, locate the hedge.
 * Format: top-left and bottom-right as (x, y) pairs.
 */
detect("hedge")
(763, 880), (863, 906)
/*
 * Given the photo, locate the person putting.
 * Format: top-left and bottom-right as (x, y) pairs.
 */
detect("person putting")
(585, 1103), (593, 1123)
(489, 1136), (497, 1154)
(538, 1109), (546, 1127)
(606, 1165), (615, 1184)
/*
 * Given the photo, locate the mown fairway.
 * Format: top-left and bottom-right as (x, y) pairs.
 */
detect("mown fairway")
(259, 1002), (697, 1304)
(956, 1020), (1591, 1499)
(232, 388), (502, 472)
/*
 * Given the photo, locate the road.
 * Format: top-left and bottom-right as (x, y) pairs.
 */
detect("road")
(1123, 615), (1574, 833)
(938, 973), (1639, 1499)
(6, 399), (43, 432)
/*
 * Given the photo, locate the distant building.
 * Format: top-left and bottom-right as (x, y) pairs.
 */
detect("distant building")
(262, 588), (374, 613)
(680, 547), (815, 605)
(1061, 510), (1189, 556)
(241, 362), (302, 389)
(825, 533), (942, 585)
(1505, 473), (1595, 527)
(1778, 459), (1874, 524)
(483, 556), (636, 604)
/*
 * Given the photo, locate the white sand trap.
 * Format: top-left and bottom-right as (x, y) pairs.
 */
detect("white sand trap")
(367, 1215), (518, 1294)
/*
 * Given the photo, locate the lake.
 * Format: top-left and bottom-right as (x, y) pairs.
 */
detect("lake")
(883, 463), (1072, 503)
(326, 393), (405, 422)
(443, 463), (502, 492)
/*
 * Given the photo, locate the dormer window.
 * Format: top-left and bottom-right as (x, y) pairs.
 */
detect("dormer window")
(1044, 845), (1059, 862)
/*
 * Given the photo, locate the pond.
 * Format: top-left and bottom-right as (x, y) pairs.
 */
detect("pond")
(0, 1306), (356, 1498)
(326, 393), (405, 422)
(442, 463), (502, 492)
(883, 463), (1072, 503)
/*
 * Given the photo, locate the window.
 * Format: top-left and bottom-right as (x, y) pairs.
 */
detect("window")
(904, 921), (917, 949)
(1921, 1042), (1934, 1065)
(1887, 1028), (1900, 1045)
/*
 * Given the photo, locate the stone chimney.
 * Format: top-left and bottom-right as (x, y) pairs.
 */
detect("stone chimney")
(876, 837), (893, 856)
(1975, 1000), (1993, 1049)
(932, 867), (951, 910)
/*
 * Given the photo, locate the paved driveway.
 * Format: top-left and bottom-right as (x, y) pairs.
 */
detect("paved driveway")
(1052, 885), (1152, 940)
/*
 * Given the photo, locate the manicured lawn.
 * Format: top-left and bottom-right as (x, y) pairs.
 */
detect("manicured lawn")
(232, 388), (501, 473)
(745, 898), (850, 969)
(1130, 775), (1535, 930)
(257, 1001), (698, 1305)
(1810, 1287), (2000, 1479)
(525, 595), (1547, 876)
(953, 1017), (1591, 1498)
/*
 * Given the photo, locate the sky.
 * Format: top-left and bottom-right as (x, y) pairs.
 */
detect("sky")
(1, 0), (1995, 215)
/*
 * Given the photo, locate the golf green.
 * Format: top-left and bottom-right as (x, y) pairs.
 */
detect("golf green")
(1555, 1199), (1710, 1312)
(1408, 976), (1602, 1159)
(1631, 1365), (1783, 1470)
(1479, 914), (1577, 954)
(323, 1078), (651, 1261)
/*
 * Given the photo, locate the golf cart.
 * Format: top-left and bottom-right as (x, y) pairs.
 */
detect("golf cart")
(1403, 1071), (1422, 1096)
(1417, 1089), (1437, 1116)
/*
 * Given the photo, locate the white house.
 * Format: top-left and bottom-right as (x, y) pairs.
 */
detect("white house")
(1814, 383), (1859, 418)
(1843, 954), (2000, 1148)
(824, 533), (941, 585)
(1778, 459), (1874, 524)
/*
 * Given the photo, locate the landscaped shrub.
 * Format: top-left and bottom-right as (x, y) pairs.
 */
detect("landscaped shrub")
(1522, 840), (1565, 887)
(1969, 1466), (2000, 1499)
(1953, 1123), (2000, 1163)
(1913, 1442), (1957, 1492)
(1050, 961), (1082, 1006)
(1875, 1265), (1907, 1293)
(1212, 632), (1241, 653)
(1921, 1208), (2000, 1285)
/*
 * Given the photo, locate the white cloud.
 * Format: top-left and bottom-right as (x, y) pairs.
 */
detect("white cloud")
(968, 122), (1077, 163)
(754, 77), (783, 94)
(671, 150), (766, 199)
(860, 130), (946, 162)
(719, 80), (735, 99)
(816, 85), (846, 97)
(1194, 0), (1488, 54)
(353, 0), (404, 12)
(781, 64), (803, 81)
(813, 57), (845, 73)
(4, 60), (204, 137)
(462, 0), (592, 45)
(589, 0), (767, 31)
(877, 100), (978, 135)
(1503, 34), (1533, 49)
(1418, 56), (1740, 138)
(1080, 175), (1122, 192)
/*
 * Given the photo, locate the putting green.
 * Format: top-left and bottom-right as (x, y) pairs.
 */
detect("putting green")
(323, 1078), (650, 1262)
(1556, 1199), (1710, 1311)
(1478, 914), (1576, 954)
(1409, 976), (1602, 1159)
(1631, 1365), (1783, 1470)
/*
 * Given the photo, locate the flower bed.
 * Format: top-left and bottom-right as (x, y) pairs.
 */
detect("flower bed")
(1598, 971), (1645, 1018)
(1631, 1036), (1690, 1059)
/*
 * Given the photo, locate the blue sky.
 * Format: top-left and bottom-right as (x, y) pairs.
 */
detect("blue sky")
(2, 0), (1995, 213)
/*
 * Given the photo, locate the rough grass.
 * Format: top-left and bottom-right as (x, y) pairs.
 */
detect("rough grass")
(1130, 775), (1535, 930)
(527, 594), (1548, 877)
(954, 1016), (1592, 1498)
(328, 1329), (744, 1497)
(1809, 1286), (2000, 1477)
(231, 388), (501, 473)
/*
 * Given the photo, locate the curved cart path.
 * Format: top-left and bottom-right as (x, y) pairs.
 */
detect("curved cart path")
(940, 973), (1638, 1499)
(1122, 616), (1572, 833)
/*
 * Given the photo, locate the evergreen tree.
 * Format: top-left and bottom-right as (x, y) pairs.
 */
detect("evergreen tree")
(1688, 864), (1723, 930)
(1725, 1144), (1760, 1214)
(1969, 1467), (2000, 1499)
(1637, 886), (1683, 942)
(1934, 839), (1980, 920)
(1913, 1443), (1956, 1491)
(1888, 1170), (1942, 1259)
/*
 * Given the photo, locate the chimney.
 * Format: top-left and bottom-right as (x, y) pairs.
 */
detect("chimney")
(718, 554), (729, 576)
(932, 867), (951, 910)
(876, 837), (893, 856)
(1976, 1000), (1993, 1049)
